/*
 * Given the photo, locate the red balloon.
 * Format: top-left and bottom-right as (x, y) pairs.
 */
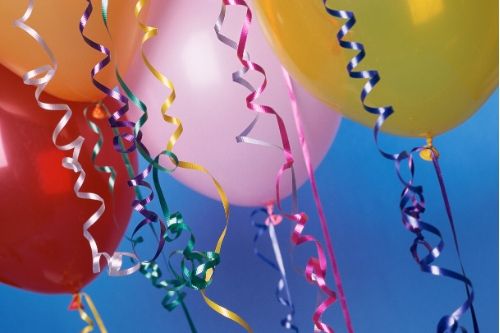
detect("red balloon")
(0, 65), (137, 294)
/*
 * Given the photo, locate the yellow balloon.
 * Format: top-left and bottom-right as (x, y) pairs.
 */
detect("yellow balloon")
(253, 0), (498, 137)
(0, 1), (148, 102)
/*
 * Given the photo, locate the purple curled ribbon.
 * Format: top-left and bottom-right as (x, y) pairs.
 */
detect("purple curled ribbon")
(79, 0), (168, 263)
(323, 3), (478, 332)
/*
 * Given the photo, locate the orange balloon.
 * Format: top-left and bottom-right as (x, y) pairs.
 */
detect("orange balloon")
(0, 0), (148, 102)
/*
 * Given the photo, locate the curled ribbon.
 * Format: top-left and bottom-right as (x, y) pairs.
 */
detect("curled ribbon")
(69, 293), (108, 333)
(127, 1), (252, 331)
(431, 152), (479, 331)
(281, 68), (354, 333)
(252, 207), (299, 332)
(83, 104), (116, 194)
(80, 0), (169, 264)
(323, 3), (478, 332)
(85, 104), (217, 333)
(215, 2), (341, 332)
(15, 0), (138, 277)
(218, 22), (300, 331)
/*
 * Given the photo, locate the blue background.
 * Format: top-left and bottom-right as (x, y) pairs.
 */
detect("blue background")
(0, 91), (497, 332)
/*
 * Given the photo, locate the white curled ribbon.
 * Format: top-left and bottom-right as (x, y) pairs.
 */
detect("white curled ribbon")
(14, 0), (139, 277)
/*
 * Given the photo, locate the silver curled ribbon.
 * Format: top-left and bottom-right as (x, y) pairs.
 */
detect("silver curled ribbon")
(14, 0), (139, 277)
(251, 207), (299, 332)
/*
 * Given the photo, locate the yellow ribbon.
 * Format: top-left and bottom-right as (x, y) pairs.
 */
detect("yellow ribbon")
(134, 2), (252, 331)
(201, 290), (254, 333)
(71, 293), (108, 333)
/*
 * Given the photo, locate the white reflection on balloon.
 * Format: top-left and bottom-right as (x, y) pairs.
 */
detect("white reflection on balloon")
(408, 0), (443, 25)
(182, 32), (219, 87)
(0, 126), (7, 168)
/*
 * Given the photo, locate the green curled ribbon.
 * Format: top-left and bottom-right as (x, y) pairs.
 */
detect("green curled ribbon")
(131, 210), (221, 293)
(115, 72), (223, 297)
(85, 103), (220, 332)
(83, 105), (117, 193)
(98, 1), (252, 331)
(99, 2), (252, 331)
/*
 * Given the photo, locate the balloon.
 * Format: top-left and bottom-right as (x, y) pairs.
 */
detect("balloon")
(0, 1), (148, 102)
(0, 65), (137, 294)
(253, 0), (498, 137)
(126, 0), (341, 207)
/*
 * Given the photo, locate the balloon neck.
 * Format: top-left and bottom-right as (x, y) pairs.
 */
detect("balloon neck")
(419, 137), (439, 161)
(68, 293), (82, 311)
(91, 103), (107, 120)
(265, 203), (283, 226)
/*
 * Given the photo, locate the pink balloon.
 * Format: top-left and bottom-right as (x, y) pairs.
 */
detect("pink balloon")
(126, 0), (341, 207)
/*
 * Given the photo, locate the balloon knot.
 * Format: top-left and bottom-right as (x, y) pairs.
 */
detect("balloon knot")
(419, 137), (439, 161)
(265, 204), (283, 226)
(68, 293), (83, 311)
(92, 103), (107, 120)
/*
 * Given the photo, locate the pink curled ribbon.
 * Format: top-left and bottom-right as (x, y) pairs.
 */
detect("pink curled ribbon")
(14, 0), (139, 277)
(214, 2), (348, 332)
(281, 69), (354, 333)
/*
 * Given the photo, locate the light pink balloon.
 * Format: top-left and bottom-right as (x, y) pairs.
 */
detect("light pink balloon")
(126, 0), (341, 207)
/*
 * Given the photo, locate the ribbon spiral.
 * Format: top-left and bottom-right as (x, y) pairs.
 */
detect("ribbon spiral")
(82, 0), (181, 266)
(252, 207), (299, 332)
(83, 104), (117, 193)
(128, 1), (252, 331)
(215, 2), (343, 332)
(85, 103), (218, 332)
(281, 68), (354, 333)
(15, 0), (138, 277)
(84, 2), (252, 331)
(213, 12), (300, 330)
(323, 3), (478, 332)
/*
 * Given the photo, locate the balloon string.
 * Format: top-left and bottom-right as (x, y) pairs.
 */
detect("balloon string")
(83, 104), (117, 193)
(235, 75), (300, 330)
(129, 1), (251, 330)
(214, 2), (339, 332)
(69, 293), (108, 333)
(431, 153), (479, 331)
(251, 208), (299, 332)
(281, 68), (354, 333)
(86, 103), (213, 333)
(323, 3), (477, 332)
(220, 23), (300, 330)
(80, 0), (169, 265)
(69, 294), (94, 333)
(214, 3), (294, 206)
(92, 3), (249, 330)
(133, 0), (177, 150)
(14, 0), (138, 277)
(180, 298), (198, 333)
(201, 291), (254, 333)
(130, 0), (230, 270)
